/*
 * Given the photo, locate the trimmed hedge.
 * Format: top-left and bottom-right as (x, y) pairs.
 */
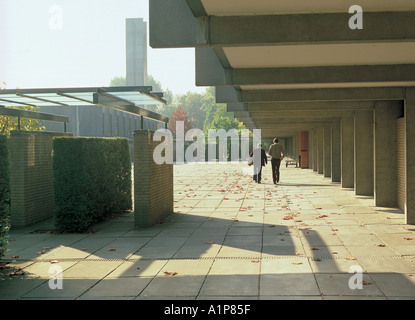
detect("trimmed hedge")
(0, 135), (10, 259)
(53, 137), (132, 233)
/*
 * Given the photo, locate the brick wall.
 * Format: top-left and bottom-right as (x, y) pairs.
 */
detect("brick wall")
(133, 129), (173, 227)
(9, 130), (73, 228)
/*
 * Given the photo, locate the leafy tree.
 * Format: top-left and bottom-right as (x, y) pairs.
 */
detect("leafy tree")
(204, 105), (245, 133)
(0, 83), (45, 134)
(202, 87), (218, 131)
(109, 76), (126, 86)
(168, 106), (193, 135)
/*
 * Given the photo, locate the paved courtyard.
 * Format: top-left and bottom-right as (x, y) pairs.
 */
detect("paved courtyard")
(1, 161), (415, 300)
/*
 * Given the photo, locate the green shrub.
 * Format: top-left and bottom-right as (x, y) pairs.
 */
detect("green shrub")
(53, 137), (132, 233)
(0, 135), (10, 258)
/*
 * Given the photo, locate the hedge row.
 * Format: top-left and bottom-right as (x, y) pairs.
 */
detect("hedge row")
(0, 135), (10, 259)
(53, 137), (132, 233)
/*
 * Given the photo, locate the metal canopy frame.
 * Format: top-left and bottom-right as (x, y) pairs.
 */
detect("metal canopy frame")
(0, 86), (169, 124)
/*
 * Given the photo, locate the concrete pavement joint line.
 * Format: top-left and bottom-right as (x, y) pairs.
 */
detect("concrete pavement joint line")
(5, 253), (414, 264)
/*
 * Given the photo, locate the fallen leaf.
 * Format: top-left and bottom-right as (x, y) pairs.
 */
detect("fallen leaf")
(311, 247), (319, 250)
(362, 281), (372, 285)
(107, 248), (116, 251)
(346, 257), (357, 260)
(404, 237), (413, 240)
(42, 246), (53, 250)
(205, 241), (215, 244)
(311, 258), (321, 261)
(251, 260), (260, 263)
(377, 244), (386, 247)
(50, 260), (59, 264)
(292, 262), (303, 265)
(164, 271), (178, 276)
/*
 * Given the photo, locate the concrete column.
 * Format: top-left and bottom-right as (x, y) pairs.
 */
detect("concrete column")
(341, 116), (354, 188)
(374, 101), (403, 207)
(313, 128), (318, 172)
(317, 127), (324, 174)
(126, 18), (147, 86)
(308, 131), (313, 170)
(354, 110), (374, 196)
(331, 121), (341, 183)
(323, 125), (331, 178)
(405, 89), (415, 224)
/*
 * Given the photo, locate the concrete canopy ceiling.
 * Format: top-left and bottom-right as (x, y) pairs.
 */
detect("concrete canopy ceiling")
(201, 0), (415, 16)
(150, 0), (415, 138)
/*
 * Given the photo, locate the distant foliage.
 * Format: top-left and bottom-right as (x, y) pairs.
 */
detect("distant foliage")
(168, 106), (193, 135)
(53, 137), (132, 233)
(0, 135), (10, 258)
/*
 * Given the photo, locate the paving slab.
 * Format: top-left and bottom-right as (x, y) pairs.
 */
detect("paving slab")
(1, 161), (415, 300)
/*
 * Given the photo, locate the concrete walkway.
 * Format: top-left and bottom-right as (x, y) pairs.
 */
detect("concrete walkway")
(1, 161), (415, 300)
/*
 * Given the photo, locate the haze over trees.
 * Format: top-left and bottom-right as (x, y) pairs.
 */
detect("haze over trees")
(109, 75), (245, 133)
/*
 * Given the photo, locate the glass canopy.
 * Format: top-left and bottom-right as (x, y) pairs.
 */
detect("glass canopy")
(0, 86), (168, 122)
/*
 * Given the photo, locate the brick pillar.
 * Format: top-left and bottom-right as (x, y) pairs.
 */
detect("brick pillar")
(10, 131), (72, 228)
(134, 129), (173, 227)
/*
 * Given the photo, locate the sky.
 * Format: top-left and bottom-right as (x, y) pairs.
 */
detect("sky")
(0, 0), (205, 95)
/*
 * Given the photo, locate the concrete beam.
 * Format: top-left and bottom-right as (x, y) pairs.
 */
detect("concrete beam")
(216, 86), (406, 103)
(150, 3), (415, 48)
(227, 101), (375, 112)
(234, 110), (356, 118)
(198, 64), (415, 87)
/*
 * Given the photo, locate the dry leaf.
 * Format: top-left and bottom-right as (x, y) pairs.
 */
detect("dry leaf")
(50, 260), (59, 264)
(107, 248), (116, 251)
(292, 262), (303, 265)
(377, 244), (386, 247)
(164, 271), (178, 276)
(404, 237), (413, 240)
(346, 257), (357, 260)
(251, 260), (260, 263)
(363, 281), (372, 285)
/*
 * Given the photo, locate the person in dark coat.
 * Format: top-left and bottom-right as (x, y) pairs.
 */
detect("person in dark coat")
(250, 143), (267, 183)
